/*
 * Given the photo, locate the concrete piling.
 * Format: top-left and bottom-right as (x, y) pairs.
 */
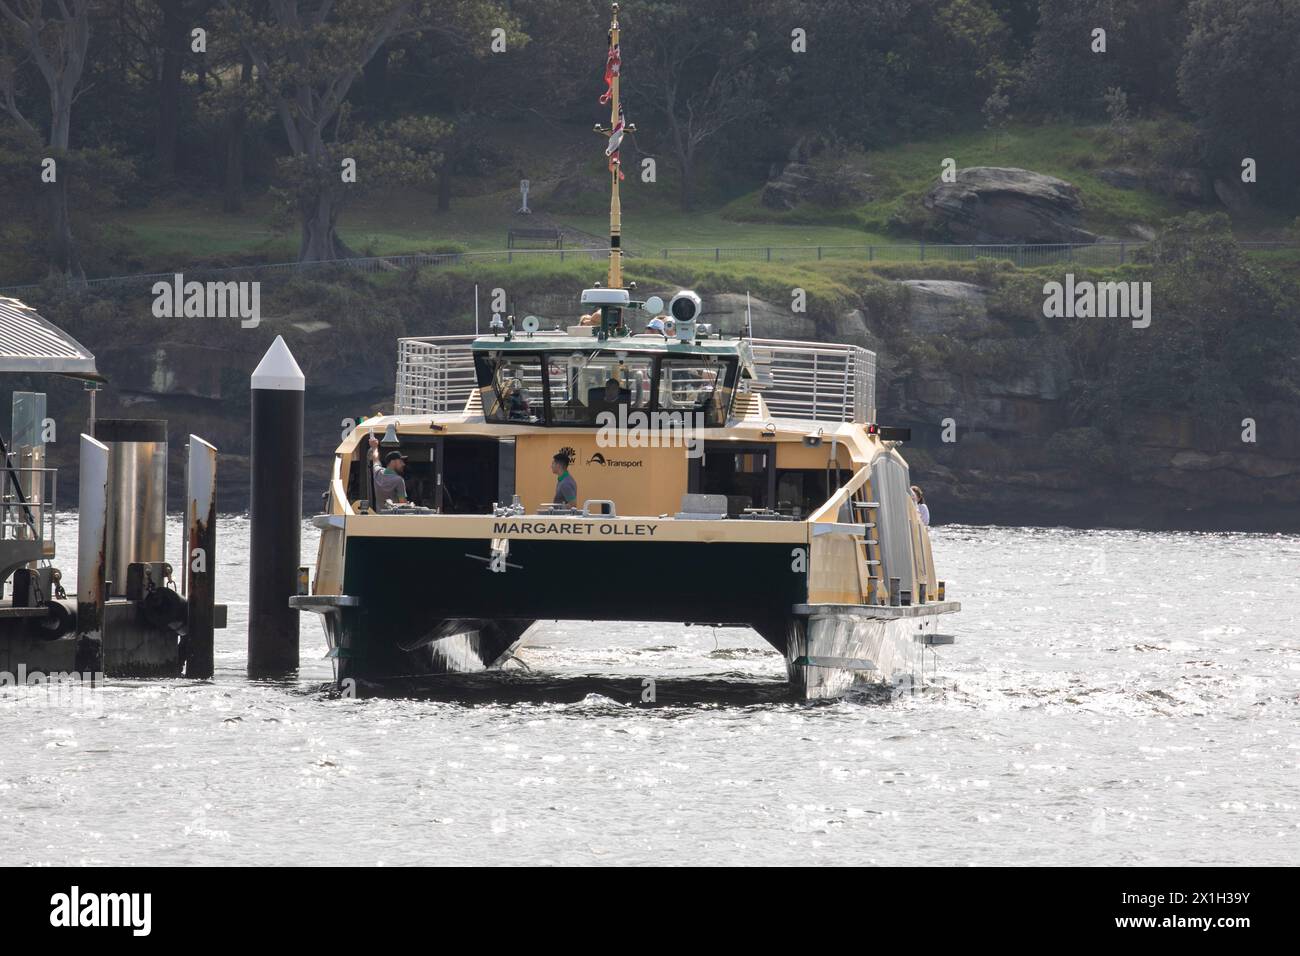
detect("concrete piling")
(247, 336), (304, 678)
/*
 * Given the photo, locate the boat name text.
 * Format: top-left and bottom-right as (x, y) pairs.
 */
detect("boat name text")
(492, 520), (659, 537)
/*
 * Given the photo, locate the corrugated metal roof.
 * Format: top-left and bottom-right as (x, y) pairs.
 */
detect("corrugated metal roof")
(0, 296), (102, 380)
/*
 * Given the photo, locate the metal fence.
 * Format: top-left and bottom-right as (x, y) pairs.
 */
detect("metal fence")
(394, 333), (876, 425)
(658, 240), (1297, 267)
(7, 240), (1293, 297)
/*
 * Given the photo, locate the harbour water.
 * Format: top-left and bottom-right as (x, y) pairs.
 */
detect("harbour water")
(2, 517), (1296, 865)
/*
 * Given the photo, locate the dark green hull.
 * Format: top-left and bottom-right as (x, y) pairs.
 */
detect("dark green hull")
(330, 535), (807, 683)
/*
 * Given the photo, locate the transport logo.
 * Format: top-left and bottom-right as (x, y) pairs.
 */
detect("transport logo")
(585, 451), (642, 467)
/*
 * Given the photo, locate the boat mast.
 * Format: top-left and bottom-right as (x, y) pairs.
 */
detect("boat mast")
(606, 3), (624, 290)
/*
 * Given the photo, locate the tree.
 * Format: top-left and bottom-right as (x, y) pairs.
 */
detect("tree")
(1128, 214), (1298, 408)
(152, 0), (217, 179)
(1179, 0), (1300, 204)
(1019, 0), (1124, 117)
(627, 0), (765, 211)
(983, 86), (1010, 149)
(1102, 85), (1129, 155)
(221, 0), (519, 261)
(0, 0), (93, 276)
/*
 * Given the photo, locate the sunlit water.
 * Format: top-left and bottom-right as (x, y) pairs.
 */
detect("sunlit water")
(2, 516), (1297, 865)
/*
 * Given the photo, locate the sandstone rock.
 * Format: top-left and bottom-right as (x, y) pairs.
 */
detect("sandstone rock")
(1098, 167), (1144, 190)
(1151, 167), (1212, 203)
(921, 167), (1097, 244)
(705, 292), (815, 340)
(1213, 177), (1253, 214)
(896, 280), (992, 335)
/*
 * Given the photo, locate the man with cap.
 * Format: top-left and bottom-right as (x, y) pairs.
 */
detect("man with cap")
(368, 433), (409, 506)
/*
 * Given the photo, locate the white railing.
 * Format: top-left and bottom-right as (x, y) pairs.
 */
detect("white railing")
(747, 338), (875, 424)
(394, 335), (477, 414)
(1, 458), (57, 557)
(394, 334), (877, 424)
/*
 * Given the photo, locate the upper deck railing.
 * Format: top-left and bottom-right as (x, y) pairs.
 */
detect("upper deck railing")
(395, 334), (876, 424)
(394, 335), (478, 415)
(746, 339), (875, 424)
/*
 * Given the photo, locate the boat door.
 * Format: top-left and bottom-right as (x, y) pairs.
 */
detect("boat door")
(690, 442), (777, 516)
(434, 436), (515, 514)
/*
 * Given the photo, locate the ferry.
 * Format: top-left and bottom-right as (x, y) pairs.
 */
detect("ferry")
(292, 3), (960, 699)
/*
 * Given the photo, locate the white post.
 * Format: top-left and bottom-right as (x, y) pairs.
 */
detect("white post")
(184, 435), (218, 678)
(76, 434), (110, 643)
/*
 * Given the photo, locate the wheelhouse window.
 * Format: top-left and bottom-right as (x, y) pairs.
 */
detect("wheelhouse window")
(546, 352), (654, 425)
(660, 357), (731, 426)
(479, 353), (544, 424)
(475, 348), (736, 427)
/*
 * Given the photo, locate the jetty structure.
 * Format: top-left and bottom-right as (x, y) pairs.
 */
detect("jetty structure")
(0, 295), (226, 679)
(290, 3), (960, 699)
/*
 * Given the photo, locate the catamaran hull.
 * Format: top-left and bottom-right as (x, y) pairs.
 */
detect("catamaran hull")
(297, 531), (957, 699)
(784, 607), (951, 700)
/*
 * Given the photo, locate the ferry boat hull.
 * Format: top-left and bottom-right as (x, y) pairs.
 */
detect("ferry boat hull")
(297, 513), (958, 700)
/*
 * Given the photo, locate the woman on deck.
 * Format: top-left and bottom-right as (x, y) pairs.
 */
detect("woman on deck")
(911, 485), (930, 526)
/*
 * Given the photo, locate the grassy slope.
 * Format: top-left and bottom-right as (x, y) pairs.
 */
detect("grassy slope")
(722, 122), (1204, 238)
(92, 120), (1294, 279)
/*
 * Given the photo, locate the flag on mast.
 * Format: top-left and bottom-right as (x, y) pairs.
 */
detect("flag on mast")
(599, 41), (621, 104)
(605, 107), (625, 156)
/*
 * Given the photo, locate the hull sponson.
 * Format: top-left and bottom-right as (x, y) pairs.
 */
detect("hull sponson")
(786, 611), (938, 700)
(337, 536), (809, 683)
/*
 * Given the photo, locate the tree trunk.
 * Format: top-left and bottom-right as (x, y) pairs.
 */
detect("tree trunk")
(47, 177), (81, 278)
(221, 108), (247, 212)
(677, 153), (695, 211)
(221, 56), (252, 212)
(437, 161), (452, 212)
(154, 0), (186, 179)
(363, 48), (389, 107)
(298, 190), (356, 262)
(47, 90), (80, 277)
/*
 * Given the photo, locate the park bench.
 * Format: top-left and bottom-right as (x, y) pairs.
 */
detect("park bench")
(507, 227), (563, 250)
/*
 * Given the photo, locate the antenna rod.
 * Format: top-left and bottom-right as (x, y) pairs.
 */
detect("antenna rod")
(474, 283), (480, 335)
(608, 3), (622, 290)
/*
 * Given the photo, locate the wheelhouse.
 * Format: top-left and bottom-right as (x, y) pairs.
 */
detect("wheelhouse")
(473, 335), (747, 429)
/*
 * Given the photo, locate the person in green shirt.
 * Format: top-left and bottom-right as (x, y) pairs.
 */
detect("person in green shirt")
(551, 452), (577, 506)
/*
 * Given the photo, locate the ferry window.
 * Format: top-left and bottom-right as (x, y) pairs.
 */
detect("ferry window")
(776, 468), (853, 518)
(700, 446), (772, 515)
(659, 358), (731, 426)
(545, 352), (653, 425)
(480, 354), (544, 424)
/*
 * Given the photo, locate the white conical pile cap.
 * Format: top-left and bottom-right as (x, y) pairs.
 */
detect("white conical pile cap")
(251, 335), (305, 391)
